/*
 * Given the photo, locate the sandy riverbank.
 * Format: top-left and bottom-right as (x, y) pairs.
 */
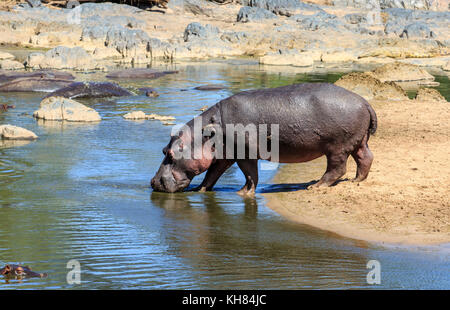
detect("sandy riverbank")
(263, 98), (449, 245)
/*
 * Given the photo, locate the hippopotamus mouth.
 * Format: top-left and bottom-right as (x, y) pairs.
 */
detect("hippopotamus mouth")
(151, 169), (192, 193)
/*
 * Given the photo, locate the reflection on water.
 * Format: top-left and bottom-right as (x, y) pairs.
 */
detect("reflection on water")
(0, 61), (449, 289)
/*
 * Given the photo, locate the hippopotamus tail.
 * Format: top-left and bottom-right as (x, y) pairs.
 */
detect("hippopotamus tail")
(366, 102), (378, 136)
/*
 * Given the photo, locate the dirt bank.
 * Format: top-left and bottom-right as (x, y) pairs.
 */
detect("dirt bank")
(263, 98), (449, 245)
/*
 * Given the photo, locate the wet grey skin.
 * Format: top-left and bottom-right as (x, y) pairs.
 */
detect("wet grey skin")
(0, 70), (75, 83)
(138, 87), (159, 97)
(0, 77), (75, 92)
(194, 84), (227, 91)
(44, 82), (133, 99)
(0, 264), (47, 279)
(106, 68), (178, 80)
(152, 83), (377, 194)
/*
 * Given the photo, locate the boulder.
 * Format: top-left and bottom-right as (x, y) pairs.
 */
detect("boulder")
(25, 46), (101, 71)
(260, 49), (314, 67)
(183, 22), (220, 42)
(414, 88), (447, 102)
(0, 59), (24, 70)
(400, 22), (434, 39)
(334, 72), (408, 101)
(237, 6), (278, 23)
(368, 62), (435, 82)
(0, 125), (38, 140)
(123, 111), (147, 120)
(33, 96), (101, 122)
(0, 51), (15, 60)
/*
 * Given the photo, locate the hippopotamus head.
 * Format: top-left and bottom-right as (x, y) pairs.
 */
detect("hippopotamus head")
(151, 108), (221, 193)
(0, 264), (47, 278)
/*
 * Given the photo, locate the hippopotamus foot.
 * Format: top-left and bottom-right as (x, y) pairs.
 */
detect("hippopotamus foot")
(236, 160), (258, 196)
(351, 134), (374, 182)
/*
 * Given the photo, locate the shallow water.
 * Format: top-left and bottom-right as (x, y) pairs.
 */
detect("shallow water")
(0, 61), (449, 289)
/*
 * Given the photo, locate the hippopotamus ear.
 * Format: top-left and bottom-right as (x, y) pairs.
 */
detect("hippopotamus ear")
(1, 265), (11, 275)
(202, 124), (217, 140)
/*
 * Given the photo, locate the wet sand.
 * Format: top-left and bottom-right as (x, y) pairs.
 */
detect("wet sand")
(264, 99), (450, 245)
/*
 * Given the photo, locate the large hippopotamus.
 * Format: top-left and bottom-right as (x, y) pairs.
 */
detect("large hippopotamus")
(151, 83), (377, 194)
(0, 264), (47, 278)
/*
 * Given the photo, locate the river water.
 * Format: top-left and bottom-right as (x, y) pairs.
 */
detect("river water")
(0, 60), (449, 289)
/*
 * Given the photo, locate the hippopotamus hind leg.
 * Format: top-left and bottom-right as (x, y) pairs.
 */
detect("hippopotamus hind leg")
(193, 159), (235, 192)
(310, 152), (349, 188)
(351, 133), (374, 182)
(236, 159), (258, 196)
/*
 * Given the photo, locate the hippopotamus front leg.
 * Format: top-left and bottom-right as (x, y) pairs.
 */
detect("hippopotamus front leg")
(193, 159), (235, 192)
(236, 159), (258, 196)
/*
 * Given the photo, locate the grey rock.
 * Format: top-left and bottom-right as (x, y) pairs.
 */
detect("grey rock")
(291, 11), (343, 31)
(26, 0), (42, 8)
(183, 22), (220, 42)
(384, 21), (405, 35)
(344, 13), (368, 24)
(245, 0), (323, 17)
(400, 22), (434, 39)
(237, 6), (278, 22)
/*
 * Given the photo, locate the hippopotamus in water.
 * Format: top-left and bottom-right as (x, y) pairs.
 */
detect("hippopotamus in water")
(138, 87), (159, 97)
(0, 70), (75, 83)
(106, 68), (178, 80)
(0, 264), (47, 279)
(1, 104), (15, 111)
(0, 77), (75, 92)
(44, 82), (133, 99)
(151, 83), (377, 194)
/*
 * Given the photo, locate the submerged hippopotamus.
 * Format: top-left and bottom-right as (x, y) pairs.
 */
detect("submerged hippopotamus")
(151, 83), (377, 194)
(0, 264), (47, 279)
(1, 104), (15, 111)
(0, 70), (75, 83)
(0, 77), (74, 93)
(138, 87), (159, 97)
(44, 82), (133, 99)
(106, 68), (178, 80)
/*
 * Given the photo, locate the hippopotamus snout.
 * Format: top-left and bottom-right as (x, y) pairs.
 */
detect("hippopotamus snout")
(151, 164), (191, 193)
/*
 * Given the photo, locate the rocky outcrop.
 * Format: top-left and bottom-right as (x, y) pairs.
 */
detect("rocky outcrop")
(237, 6), (278, 22)
(333, 0), (447, 11)
(0, 124), (38, 140)
(291, 11), (343, 31)
(0, 59), (24, 70)
(334, 72), (408, 100)
(244, 0), (323, 17)
(0, 51), (15, 60)
(123, 111), (147, 120)
(414, 88), (447, 102)
(33, 96), (101, 122)
(25, 46), (102, 71)
(368, 62), (435, 82)
(260, 49), (314, 66)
